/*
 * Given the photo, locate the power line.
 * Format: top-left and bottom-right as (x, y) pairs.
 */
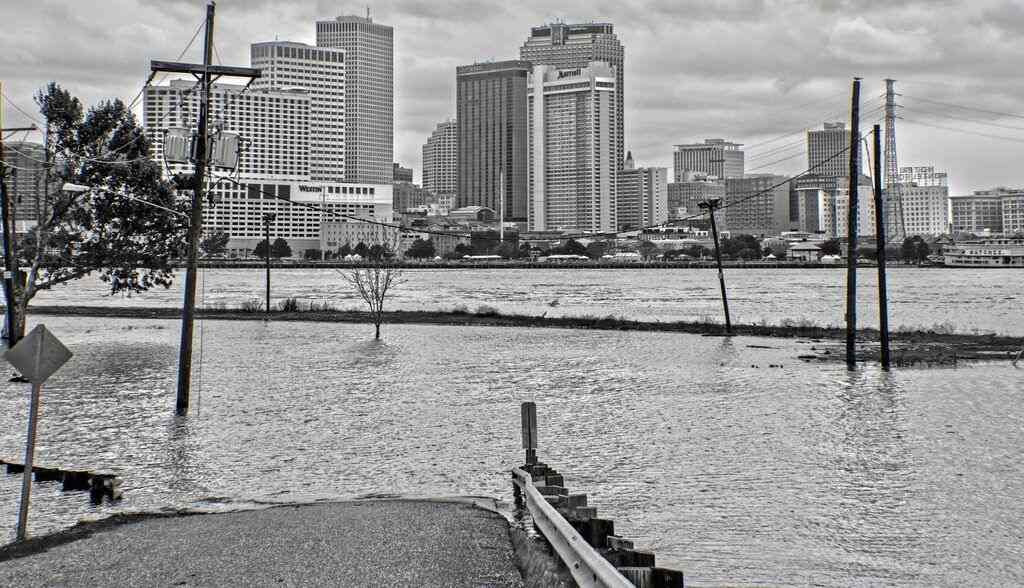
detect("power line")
(901, 117), (1024, 144)
(1, 90), (43, 126)
(904, 103), (1024, 133)
(902, 94), (1024, 121)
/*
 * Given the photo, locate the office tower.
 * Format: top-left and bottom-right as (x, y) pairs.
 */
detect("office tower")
(456, 60), (531, 220)
(807, 122), (850, 178)
(723, 174), (792, 236)
(2, 141), (46, 232)
(422, 120), (458, 201)
(949, 189), (1024, 234)
(527, 63), (618, 232)
(617, 154), (668, 230)
(896, 167), (949, 236)
(316, 15), (394, 184)
(673, 139), (744, 180)
(392, 163), (413, 183)
(832, 184), (878, 237)
(521, 23), (624, 171)
(667, 175), (726, 221)
(144, 80), (391, 257)
(250, 41), (346, 183)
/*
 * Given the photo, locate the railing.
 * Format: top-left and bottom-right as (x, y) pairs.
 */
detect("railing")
(511, 466), (634, 588)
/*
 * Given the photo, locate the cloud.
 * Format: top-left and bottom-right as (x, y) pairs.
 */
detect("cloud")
(826, 17), (943, 65)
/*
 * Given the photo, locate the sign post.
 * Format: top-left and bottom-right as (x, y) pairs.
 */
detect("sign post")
(4, 324), (73, 541)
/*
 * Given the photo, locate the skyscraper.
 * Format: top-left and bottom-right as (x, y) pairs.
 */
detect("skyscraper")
(673, 139), (744, 180)
(316, 15), (393, 184)
(617, 153), (668, 230)
(723, 174), (792, 236)
(250, 41), (346, 183)
(456, 60), (530, 220)
(527, 63), (618, 233)
(807, 122), (850, 178)
(521, 23), (624, 171)
(422, 120), (458, 199)
(897, 166), (949, 236)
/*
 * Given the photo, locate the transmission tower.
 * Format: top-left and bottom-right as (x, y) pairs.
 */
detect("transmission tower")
(884, 79), (906, 241)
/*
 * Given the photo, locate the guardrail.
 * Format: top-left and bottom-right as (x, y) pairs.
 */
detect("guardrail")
(513, 402), (685, 587)
(512, 466), (634, 588)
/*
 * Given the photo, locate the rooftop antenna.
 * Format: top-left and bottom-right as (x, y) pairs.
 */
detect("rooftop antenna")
(366, 5), (371, 20)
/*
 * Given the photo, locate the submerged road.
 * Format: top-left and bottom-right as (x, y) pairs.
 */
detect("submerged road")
(1, 500), (525, 587)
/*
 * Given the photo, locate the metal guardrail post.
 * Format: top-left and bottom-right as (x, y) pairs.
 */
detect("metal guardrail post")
(512, 467), (634, 588)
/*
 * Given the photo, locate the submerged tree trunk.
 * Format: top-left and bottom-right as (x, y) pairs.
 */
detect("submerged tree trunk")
(375, 321), (381, 340)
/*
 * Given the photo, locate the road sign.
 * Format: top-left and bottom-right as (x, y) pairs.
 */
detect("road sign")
(4, 324), (72, 384)
(4, 324), (72, 541)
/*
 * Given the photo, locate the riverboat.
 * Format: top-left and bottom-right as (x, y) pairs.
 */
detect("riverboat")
(942, 237), (1024, 267)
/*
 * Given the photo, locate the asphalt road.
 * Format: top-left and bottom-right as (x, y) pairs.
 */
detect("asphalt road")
(1, 500), (525, 587)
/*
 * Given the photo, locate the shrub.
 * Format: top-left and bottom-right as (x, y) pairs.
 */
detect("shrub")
(240, 298), (263, 313)
(278, 297), (300, 312)
(475, 304), (500, 317)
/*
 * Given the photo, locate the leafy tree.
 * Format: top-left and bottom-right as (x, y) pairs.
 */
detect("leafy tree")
(367, 243), (388, 260)
(518, 243), (533, 258)
(453, 243), (474, 258)
(563, 239), (587, 256)
(737, 247), (760, 260)
(200, 230), (230, 256)
(338, 243), (353, 258)
(5, 83), (187, 343)
(585, 241), (608, 259)
(722, 234), (761, 258)
(271, 237), (291, 258)
(680, 245), (708, 259)
(494, 241), (518, 259)
(819, 238), (842, 256)
(303, 248), (322, 260)
(353, 242), (369, 258)
(405, 238), (435, 259)
(638, 240), (659, 260)
(253, 239), (269, 259)
(901, 236), (930, 263)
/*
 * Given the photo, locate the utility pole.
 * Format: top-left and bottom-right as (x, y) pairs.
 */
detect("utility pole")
(263, 212), (275, 315)
(151, 1), (261, 416)
(0, 80), (36, 353)
(872, 124), (891, 369)
(845, 78), (861, 370)
(699, 198), (731, 334)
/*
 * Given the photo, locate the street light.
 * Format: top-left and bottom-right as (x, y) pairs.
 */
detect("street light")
(262, 212), (276, 315)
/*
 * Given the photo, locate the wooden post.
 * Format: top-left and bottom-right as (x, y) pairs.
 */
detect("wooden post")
(872, 124), (891, 369)
(845, 77), (861, 370)
(521, 402), (537, 465)
(700, 198), (731, 334)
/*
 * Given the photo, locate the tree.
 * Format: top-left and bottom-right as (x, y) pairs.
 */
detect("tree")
(722, 234), (761, 258)
(339, 242), (404, 340)
(453, 243), (474, 258)
(253, 239), (269, 259)
(6, 83), (187, 343)
(819, 238), (842, 256)
(303, 248), (322, 260)
(564, 239), (587, 256)
(901, 236), (930, 263)
(200, 230), (230, 256)
(271, 237), (291, 258)
(405, 238), (435, 259)
(495, 241), (518, 259)
(338, 243), (353, 258)
(638, 240), (659, 260)
(585, 241), (608, 259)
(353, 242), (369, 258)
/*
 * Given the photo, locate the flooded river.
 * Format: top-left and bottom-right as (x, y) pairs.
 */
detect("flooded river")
(1, 316), (1021, 586)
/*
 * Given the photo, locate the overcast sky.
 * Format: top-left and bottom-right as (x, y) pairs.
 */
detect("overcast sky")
(3, 0), (1023, 194)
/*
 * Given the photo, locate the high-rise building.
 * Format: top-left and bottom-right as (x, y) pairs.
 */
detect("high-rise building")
(250, 41), (346, 183)
(617, 154), (668, 230)
(456, 60), (531, 221)
(897, 166), (949, 236)
(667, 175), (725, 221)
(144, 80), (391, 257)
(422, 120), (458, 199)
(949, 189), (1024, 234)
(527, 63), (618, 233)
(723, 174), (792, 236)
(832, 185), (878, 238)
(392, 163), (413, 183)
(2, 141), (46, 233)
(673, 139), (744, 181)
(316, 15), (394, 184)
(521, 23), (624, 171)
(807, 122), (850, 178)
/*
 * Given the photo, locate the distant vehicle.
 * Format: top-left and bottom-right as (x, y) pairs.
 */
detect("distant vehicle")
(462, 254), (503, 261)
(543, 254), (589, 262)
(820, 255), (842, 264)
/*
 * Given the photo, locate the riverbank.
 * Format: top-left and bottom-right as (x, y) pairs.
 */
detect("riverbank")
(189, 259), (947, 270)
(26, 304), (1024, 363)
(0, 500), (529, 586)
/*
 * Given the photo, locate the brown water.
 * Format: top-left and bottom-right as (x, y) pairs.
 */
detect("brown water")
(1, 316), (1021, 586)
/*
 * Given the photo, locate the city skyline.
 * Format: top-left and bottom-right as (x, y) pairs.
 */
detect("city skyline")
(2, 1), (1023, 196)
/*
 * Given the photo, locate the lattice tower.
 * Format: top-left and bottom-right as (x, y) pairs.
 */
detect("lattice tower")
(884, 79), (906, 241)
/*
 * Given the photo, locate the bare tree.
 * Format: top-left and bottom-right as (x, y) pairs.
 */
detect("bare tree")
(339, 242), (404, 339)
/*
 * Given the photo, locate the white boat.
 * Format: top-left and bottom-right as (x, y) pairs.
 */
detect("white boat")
(943, 237), (1024, 267)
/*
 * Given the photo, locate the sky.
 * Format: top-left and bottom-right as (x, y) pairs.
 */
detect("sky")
(3, 0), (1023, 194)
